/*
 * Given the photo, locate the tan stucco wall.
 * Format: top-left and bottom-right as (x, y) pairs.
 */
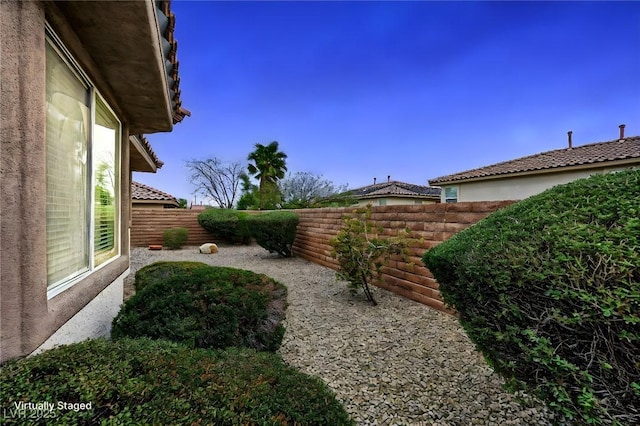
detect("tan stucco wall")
(32, 269), (127, 355)
(0, 1), (131, 363)
(442, 166), (636, 202)
(355, 197), (438, 207)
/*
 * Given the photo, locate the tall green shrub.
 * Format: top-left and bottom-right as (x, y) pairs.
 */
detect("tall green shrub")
(246, 211), (299, 257)
(197, 208), (250, 244)
(422, 170), (640, 425)
(0, 339), (353, 425)
(113, 263), (287, 352)
(163, 227), (188, 249)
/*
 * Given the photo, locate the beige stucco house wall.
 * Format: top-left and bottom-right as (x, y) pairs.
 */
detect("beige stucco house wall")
(354, 196), (438, 207)
(446, 165), (633, 203)
(0, 0), (188, 363)
(430, 136), (639, 203)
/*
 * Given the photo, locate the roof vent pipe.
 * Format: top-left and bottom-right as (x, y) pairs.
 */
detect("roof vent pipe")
(567, 131), (573, 149)
(619, 124), (626, 140)
(373, 177), (377, 185)
(387, 175), (390, 183)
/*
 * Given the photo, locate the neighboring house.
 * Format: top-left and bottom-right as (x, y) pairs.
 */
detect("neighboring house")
(132, 181), (179, 209)
(349, 177), (441, 206)
(429, 131), (640, 203)
(1, 0), (190, 363)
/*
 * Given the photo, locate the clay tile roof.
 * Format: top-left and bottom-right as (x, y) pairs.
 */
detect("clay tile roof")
(429, 136), (640, 185)
(349, 181), (441, 199)
(134, 134), (164, 169)
(131, 181), (178, 206)
(158, 0), (191, 125)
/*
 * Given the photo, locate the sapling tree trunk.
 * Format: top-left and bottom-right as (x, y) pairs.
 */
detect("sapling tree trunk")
(330, 205), (410, 306)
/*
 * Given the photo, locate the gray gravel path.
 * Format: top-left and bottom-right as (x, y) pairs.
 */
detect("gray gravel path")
(126, 245), (557, 426)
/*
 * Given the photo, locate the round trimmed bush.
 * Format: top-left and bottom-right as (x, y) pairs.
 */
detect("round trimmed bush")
(113, 263), (287, 352)
(0, 338), (353, 425)
(133, 261), (210, 291)
(163, 227), (188, 249)
(197, 208), (250, 244)
(423, 170), (640, 425)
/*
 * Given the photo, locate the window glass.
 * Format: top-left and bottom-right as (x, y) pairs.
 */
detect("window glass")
(444, 187), (458, 203)
(94, 97), (119, 266)
(45, 33), (121, 294)
(45, 41), (90, 286)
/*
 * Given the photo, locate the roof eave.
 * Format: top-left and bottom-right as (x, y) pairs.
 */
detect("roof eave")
(133, 199), (179, 207)
(130, 135), (163, 173)
(54, 0), (173, 134)
(429, 157), (640, 186)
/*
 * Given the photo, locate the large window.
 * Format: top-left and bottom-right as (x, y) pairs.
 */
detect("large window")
(46, 33), (120, 297)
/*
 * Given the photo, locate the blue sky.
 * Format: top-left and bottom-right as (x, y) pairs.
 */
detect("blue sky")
(135, 0), (640, 204)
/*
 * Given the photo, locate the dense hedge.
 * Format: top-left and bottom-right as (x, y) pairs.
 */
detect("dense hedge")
(197, 209), (251, 244)
(162, 227), (188, 249)
(0, 338), (353, 425)
(133, 261), (209, 292)
(246, 211), (299, 257)
(113, 263), (287, 352)
(423, 170), (640, 425)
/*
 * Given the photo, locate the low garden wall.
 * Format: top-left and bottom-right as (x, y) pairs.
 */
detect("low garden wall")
(292, 202), (514, 312)
(131, 209), (222, 247)
(131, 202), (514, 313)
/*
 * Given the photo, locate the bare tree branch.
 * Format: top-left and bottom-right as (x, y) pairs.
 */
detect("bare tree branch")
(279, 172), (347, 208)
(186, 158), (244, 208)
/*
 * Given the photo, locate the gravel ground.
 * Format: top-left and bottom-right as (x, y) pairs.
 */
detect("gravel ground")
(125, 245), (558, 426)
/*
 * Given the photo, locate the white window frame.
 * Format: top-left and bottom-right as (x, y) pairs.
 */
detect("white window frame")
(444, 186), (458, 203)
(46, 25), (121, 299)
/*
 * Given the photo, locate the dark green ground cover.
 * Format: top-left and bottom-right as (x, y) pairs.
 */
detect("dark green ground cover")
(0, 338), (353, 425)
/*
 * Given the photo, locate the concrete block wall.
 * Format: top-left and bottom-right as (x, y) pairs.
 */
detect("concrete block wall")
(292, 201), (514, 313)
(130, 202), (514, 313)
(130, 208), (221, 247)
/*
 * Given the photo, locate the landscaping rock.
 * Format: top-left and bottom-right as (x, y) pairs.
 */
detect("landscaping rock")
(125, 244), (557, 425)
(199, 243), (218, 254)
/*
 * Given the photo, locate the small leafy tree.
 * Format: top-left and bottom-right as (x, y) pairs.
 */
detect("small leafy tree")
(330, 205), (409, 305)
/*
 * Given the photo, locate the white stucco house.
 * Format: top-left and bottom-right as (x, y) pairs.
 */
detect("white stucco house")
(429, 130), (639, 203)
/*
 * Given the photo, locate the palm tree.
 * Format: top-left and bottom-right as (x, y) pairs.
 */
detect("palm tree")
(247, 141), (287, 209)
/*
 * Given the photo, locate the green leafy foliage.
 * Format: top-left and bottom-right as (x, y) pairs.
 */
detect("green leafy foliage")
(112, 263), (287, 352)
(197, 208), (250, 244)
(133, 261), (210, 292)
(246, 211), (299, 257)
(162, 227), (188, 249)
(0, 338), (353, 425)
(422, 169), (640, 425)
(247, 141), (288, 210)
(330, 205), (409, 305)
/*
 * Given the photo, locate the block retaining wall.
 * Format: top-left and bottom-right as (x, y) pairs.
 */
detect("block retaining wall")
(291, 202), (514, 313)
(131, 209), (222, 247)
(131, 202), (514, 313)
